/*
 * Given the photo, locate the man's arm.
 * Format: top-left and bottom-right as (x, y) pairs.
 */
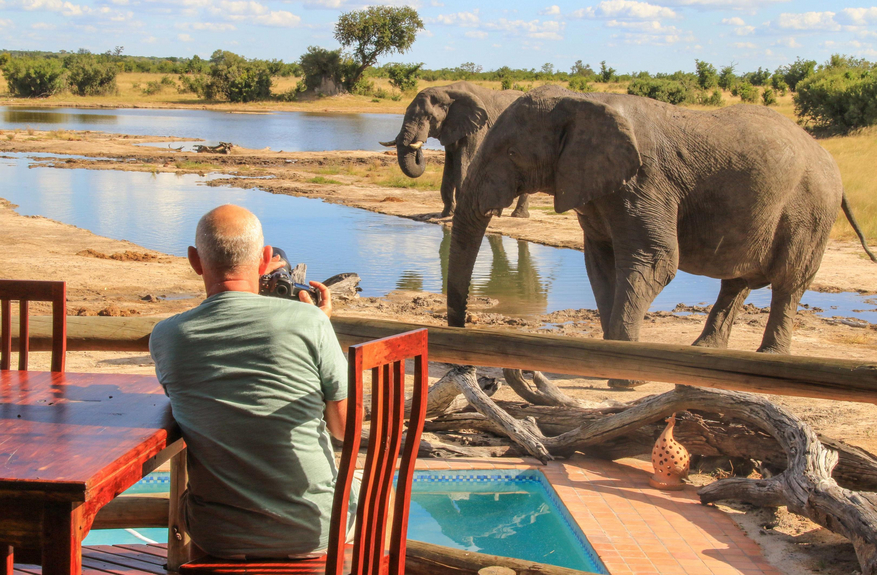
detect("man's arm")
(324, 398), (348, 441)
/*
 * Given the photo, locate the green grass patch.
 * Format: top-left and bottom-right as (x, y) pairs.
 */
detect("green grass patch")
(376, 173), (441, 190)
(307, 176), (343, 184)
(174, 161), (220, 171)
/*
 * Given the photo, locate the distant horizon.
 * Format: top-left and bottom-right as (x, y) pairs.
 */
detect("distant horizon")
(1, 1), (875, 75)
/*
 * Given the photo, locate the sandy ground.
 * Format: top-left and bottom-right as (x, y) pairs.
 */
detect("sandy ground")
(2, 131), (877, 575)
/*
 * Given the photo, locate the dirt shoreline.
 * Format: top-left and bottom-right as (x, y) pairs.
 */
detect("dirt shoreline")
(2, 131), (876, 575)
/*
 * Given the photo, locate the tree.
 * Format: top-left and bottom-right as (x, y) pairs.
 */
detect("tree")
(599, 60), (616, 83)
(334, 6), (423, 90)
(200, 50), (272, 102)
(695, 59), (718, 90)
(718, 63), (737, 90)
(299, 46), (354, 94)
(64, 52), (118, 96)
(780, 57), (817, 92)
(570, 59), (594, 77)
(540, 62), (554, 76)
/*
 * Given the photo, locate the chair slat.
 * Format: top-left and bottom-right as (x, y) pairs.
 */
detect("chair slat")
(0, 280), (66, 373)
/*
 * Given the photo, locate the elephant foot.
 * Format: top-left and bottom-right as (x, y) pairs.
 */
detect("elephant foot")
(510, 207), (530, 218)
(440, 208), (454, 218)
(607, 378), (647, 390)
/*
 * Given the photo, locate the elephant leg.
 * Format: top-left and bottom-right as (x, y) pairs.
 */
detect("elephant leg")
(510, 194), (530, 218)
(605, 253), (677, 389)
(693, 278), (751, 348)
(583, 240), (615, 335)
(440, 148), (456, 217)
(757, 286), (806, 354)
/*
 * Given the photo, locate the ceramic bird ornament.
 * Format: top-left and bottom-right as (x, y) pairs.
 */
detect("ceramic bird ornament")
(650, 412), (690, 491)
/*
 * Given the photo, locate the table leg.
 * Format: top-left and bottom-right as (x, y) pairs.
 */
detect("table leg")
(167, 448), (191, 573)
(3, 545), (12, 575)
(41, 503), (82, 575)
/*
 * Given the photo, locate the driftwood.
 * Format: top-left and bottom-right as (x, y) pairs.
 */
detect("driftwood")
(194, 141), (234, 154)
(405, 540), (587, 575)
(502, 369), (614, 409)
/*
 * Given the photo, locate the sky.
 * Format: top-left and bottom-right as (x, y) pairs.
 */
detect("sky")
(1, 0), (877, 74)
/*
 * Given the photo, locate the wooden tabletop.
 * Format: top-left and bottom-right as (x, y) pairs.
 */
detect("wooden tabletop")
(0, 371), (180, 502)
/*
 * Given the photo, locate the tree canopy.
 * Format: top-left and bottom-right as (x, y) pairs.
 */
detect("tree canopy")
(334, 5), (423, 88)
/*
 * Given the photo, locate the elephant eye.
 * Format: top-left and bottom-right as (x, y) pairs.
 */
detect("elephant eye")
(507, 148), (517, 158)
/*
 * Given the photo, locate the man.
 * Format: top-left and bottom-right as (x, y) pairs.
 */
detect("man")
(149, 204), (349, 558)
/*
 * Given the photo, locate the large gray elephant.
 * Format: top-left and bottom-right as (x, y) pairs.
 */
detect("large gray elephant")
(448, 85), (876, 387)
(381, 81), (529, 218)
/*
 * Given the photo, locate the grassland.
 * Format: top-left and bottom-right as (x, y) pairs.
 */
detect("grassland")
(0, 72), (874, 240)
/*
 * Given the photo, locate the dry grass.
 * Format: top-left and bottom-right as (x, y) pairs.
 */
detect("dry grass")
(819, 126), (877, 240)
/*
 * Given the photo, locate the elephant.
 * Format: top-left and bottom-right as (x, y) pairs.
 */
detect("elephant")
(380, 81), (531, 219)
(447, 85), (876, 388)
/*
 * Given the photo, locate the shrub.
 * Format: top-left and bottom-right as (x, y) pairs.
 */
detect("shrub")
(500, 78), (512, 90)
(794, 64), (877, 130)
(742, 67), (771, 86)
(2, 57), (66, 97)
(64, 52), (118, 96)
(627, 78), (694, 105)
(373, 87), (390, 99)
(718, 64), (736, 90)
(299, 46), (353, 92)
(599, 60), (616, 83)
(779, 57), (817, 92)
(207, 50), (271, 102)
(770, 74), (789, 96)
(178, 74), (213, 98)
(731, 82), (759, 103)
(386, 62), (421, 93)
(142, 80), (163, 95)
(762, 87), (777, 106)
(697, 88), (724, 107)
(568, 76), (593, 93)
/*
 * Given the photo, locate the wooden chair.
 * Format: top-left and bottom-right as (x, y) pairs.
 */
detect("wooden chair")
(179, 328), (429, 575)
(0, 279), (67, 372)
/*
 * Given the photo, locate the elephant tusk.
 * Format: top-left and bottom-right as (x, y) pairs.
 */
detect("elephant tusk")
(409, 141), (424, 150)
(379, 140), (397, 147)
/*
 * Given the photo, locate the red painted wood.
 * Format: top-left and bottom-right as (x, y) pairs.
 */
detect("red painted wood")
(0, 371), (181, 575)
(85, 548), (164, 567)
(0, 280), (67, 373)
(3, 545), (13, 575)
(180, 329), (428, 575)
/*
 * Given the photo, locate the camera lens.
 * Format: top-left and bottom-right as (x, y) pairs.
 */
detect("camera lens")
(276, 284), (289, 296)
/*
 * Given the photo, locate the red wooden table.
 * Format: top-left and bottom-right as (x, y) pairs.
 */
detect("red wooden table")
(0, 371), (182, 575)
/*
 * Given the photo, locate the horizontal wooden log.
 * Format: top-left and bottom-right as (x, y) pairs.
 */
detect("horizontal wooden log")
(405, 540), (590, 575)
(92, 494), (168, 529)
(14, 315), (877, 403)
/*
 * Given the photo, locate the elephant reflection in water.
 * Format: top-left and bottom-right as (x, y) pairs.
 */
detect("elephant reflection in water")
(439, 228), (547, 315)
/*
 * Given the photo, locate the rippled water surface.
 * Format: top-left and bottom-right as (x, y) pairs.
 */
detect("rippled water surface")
(1, 153), (874, 323)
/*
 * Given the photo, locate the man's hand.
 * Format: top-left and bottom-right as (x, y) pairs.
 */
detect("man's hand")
(264, 253), (287, 274)
(298, 281), (333, 318)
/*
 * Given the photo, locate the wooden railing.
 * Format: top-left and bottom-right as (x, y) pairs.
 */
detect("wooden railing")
(12, 315), (877, 404)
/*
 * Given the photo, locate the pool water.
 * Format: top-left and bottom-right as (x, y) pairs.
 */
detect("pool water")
(84, 470), (607, 574)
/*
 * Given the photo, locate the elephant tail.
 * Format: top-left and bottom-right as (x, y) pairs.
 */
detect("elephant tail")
(841, 192), (877, 262)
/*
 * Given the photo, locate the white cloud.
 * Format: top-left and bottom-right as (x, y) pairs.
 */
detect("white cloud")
(0, 17), (13, 26)
(606, 19), (695, 44)
(252, 10), (299, 26)
(178, 33), (192, 41)
(110, 0), (128, 5)
(432, 10), (480, 27)
(209, 0), (300, 27)
(184, 21), (236, 30)
(540, 5), (560, 16)
(19, 0), (89, 16)
(773, 37), (800, 48)
(573, 0), (677, 20)
(775, 11), (840, 32)
(839, 7), (877, 26)
(721, 17), (745, 26)
(660, 0), (788, 7)
(485, 18), (565, 40)
(465, 29), (487, 39)
(731, 41), (756, 48)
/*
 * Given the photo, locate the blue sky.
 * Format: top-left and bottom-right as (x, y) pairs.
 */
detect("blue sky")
(1, 1), (876, 74)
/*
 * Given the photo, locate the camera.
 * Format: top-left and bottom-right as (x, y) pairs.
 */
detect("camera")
(259, 248), (322, 305)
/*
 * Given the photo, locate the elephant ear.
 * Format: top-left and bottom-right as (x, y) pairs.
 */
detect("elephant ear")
(438, 90), (489, 147)
(553, 98), (641, 213)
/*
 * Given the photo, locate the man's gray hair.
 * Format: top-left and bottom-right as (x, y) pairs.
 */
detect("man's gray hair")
(195, 205), (264, 270)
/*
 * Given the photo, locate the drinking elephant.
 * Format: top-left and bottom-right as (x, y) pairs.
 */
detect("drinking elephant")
(448, 85), (876, 388)
(380, 81), (530, 218)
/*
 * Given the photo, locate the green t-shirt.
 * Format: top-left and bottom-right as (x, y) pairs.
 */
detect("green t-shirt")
(149, 291), (348, 558)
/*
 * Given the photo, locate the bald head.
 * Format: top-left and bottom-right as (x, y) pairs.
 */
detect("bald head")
(195, 205), (264, 272)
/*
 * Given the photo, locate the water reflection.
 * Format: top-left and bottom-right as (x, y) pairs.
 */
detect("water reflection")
(4, 109), (118, 125)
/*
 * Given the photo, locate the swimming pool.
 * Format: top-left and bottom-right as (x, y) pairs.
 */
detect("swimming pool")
(84, 470), (607, 574)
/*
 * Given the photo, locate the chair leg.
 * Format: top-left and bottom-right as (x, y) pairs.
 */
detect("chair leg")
(3, 545), (12, 575)
(167, 449), (192, 573)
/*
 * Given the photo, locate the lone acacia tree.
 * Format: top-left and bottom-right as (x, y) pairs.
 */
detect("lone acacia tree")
(334, 5), (423, 90)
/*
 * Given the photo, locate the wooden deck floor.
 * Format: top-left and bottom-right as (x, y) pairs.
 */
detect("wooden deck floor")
(15, 545), (170, 575)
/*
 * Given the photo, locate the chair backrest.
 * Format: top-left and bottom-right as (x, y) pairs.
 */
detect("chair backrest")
(326, 328), (428, 575)
(0, 280), (67, 372)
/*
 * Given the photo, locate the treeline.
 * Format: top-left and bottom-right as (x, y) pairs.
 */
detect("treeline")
(2, 46), (876, 132)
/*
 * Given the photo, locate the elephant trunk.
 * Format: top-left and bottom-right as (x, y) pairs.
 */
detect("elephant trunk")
(397, 141), (426, 178)
(447, 206), (492, 327)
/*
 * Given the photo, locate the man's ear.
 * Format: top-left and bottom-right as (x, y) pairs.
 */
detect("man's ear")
(258, 245), (273, 275)
(187, 246), (204, 276)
